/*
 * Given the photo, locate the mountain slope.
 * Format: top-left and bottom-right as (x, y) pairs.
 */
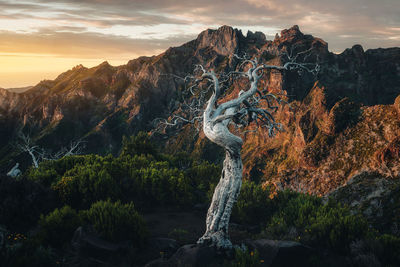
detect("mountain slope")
(0, 25), (399, 198)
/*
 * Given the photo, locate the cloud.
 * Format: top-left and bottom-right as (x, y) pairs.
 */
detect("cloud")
(0, 0), (399, 54)
(0, 29), (196, 59)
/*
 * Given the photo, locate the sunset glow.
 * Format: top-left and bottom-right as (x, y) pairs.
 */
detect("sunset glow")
(0, 0), (399, 88)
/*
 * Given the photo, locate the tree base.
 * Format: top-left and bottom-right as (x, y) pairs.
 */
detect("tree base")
(197, 231), (233, 250)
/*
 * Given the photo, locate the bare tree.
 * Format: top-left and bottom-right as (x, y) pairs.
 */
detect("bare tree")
(17, 132), (85, 168)
(156, 50), (319, 249)
(48, 140), (86, 160)
(17, 132), (43, 168)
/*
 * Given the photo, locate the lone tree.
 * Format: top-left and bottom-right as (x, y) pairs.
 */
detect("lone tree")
(156, 49), (319, 249)
(17, 131), (85, 169)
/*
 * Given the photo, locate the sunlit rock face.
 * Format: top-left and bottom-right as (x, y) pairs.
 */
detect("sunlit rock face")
(0, 25), (399, 192)
(241, 85), (400, 196)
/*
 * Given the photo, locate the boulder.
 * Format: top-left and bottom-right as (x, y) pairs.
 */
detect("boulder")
(243, 239), (315, 267)
(71, 226), (129, 263)
(146, 237), (179, 260)
(145, 243), (224, 267)
(169, 244), (220, 267)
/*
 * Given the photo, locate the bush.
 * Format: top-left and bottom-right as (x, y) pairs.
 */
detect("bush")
(28, 155), (89, 186)
(186, 160), (220, 200)
(28, 168), (59, 188)
(304, 203), (368, 251)
(80, 200), (148, 245)
(37, 206), (81, 248)
(25, 134), (219, 210)
(120, 132), (158, 158)
(232, 181), (272, 225)
(135, 162), (194, 206)
(52, 162), (121, 209)
(47, 152), (196, 209)
(263, 192), (369, 252)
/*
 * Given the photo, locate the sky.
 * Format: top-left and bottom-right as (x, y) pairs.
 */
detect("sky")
(0, 0), (399, 88)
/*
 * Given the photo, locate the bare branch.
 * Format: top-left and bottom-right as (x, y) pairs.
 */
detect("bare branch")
(17, 131), (85, 168)
(155, 47), (317, 137)
(17, 132), (41, 168)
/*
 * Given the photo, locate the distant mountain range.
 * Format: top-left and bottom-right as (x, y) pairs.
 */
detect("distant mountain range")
(0, 26), (399, 224)
(1, 86), (33, 94)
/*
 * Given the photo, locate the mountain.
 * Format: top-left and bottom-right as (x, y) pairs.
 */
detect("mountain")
(5, 86), (33, 94)
(0, 25), (399, 203)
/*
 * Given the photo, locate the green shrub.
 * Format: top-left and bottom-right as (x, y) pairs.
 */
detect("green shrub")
(80, 200), (148, 245)
(37, 206), (82, 248)
(186, 160), (220, 197)
(25, 134), (217, 210)
(28, 168), (59, 187)
(163, 152), (193, 170)
(52, 163), (121, 209)
(264, 192), (368, 252)
(120, 132), (158, 158)
(232, 181), (272, 225)
(304, 203), (368, 251)
(135, 162), (194, 206)
(47, 152), (196, 209)
(28, 155), (89, 186)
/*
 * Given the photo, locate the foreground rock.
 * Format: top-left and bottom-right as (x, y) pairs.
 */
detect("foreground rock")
(244, 239), (315, 267)
(145, 244), (222, 267)
(144, 239), (331, 267)
(70, 226), (129, 265)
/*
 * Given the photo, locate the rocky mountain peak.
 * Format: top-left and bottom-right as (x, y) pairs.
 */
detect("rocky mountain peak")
(99, 61), (111, 67)
(351, 44), (364, 54)
(272, 25), (328, 53)
(73, 64), (86, 70)
(280, 25), (304, 40)
(342, 44), (365, 57)
(246, 30), (266, 44)
(196, 25), (244, 56)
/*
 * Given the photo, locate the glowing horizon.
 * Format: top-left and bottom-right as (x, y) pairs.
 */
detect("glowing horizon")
(0, 53), (138, 88)
(0, 0), (398, 88)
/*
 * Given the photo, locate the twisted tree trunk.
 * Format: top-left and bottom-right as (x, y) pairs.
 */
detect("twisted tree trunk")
(198, 116), (243, 249)
(186, 55), (316, 249)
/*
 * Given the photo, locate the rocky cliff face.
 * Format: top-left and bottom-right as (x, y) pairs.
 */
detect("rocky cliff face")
(241, 85), (400, 196)
(0, 25), (399, 198)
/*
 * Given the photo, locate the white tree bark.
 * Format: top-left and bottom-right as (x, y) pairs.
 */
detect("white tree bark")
(196, 64), (258, 249)
(197, 143), (243, 249)
(18, 132), (41, 168)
